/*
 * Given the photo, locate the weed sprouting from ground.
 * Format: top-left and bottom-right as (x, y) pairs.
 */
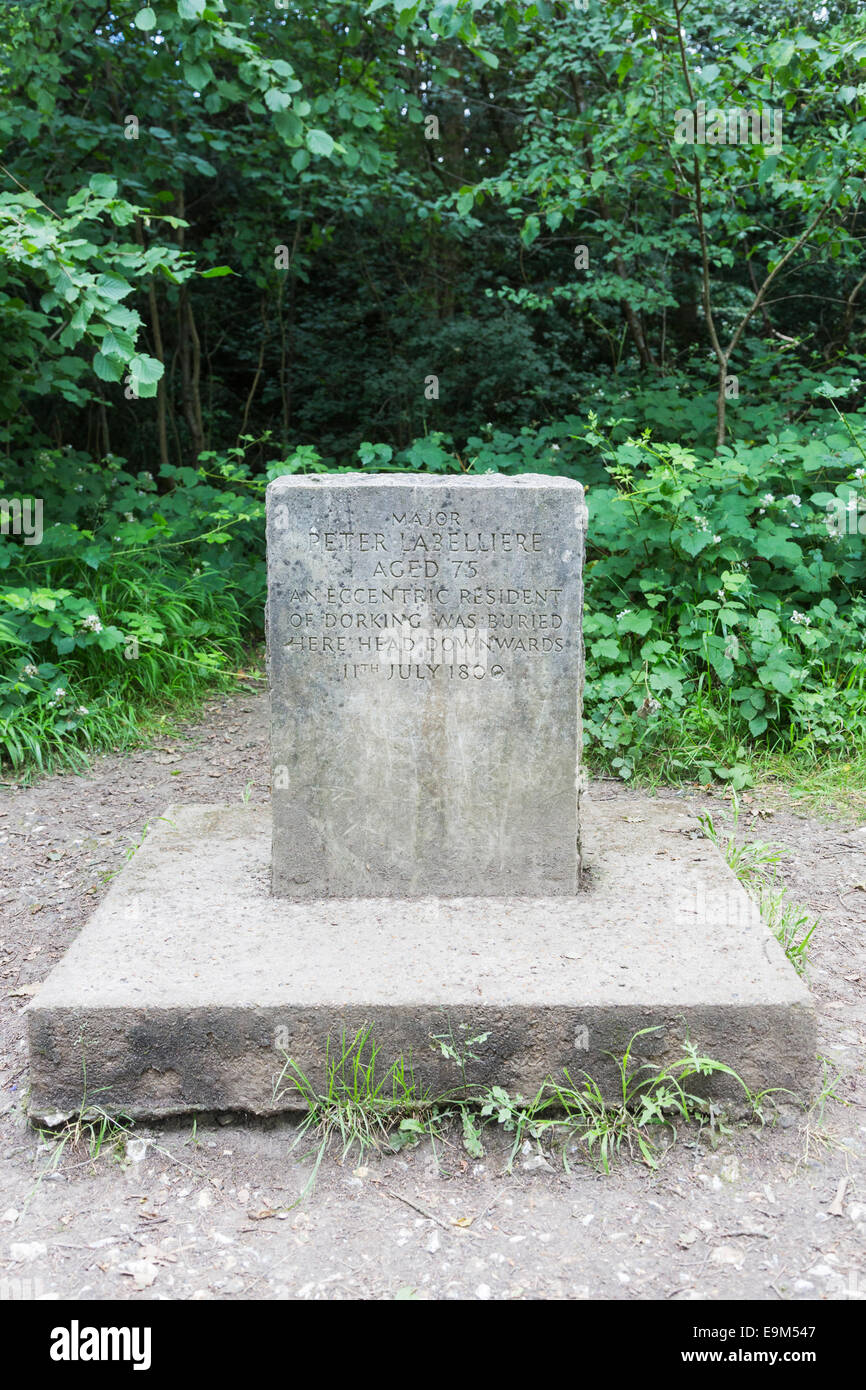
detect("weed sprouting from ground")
(24, 1047), (133, 1214)
(699, 796), (819, 974)
(799, 1056), (853, 1165)
(37, 1105), (132, 1173)
(455, 1027), (782, 1175)
(269, 1022), (784, 1195)
(102, 814), (178, 883)
(272, 1025), (447, 1201)
(30, 1021), (810, 1201)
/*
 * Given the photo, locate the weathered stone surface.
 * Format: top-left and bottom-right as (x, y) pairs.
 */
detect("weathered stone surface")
(27, 801), (817, 1120)
(266, 473), (587, 897)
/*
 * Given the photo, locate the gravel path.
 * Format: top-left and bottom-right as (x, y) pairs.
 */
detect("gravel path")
(1, 690), (864, 1301)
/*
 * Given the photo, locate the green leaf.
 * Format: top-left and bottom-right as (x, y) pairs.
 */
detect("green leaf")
(130, 354), (164, 385)
(520, 214), (540, 247)
(92, 351), (124, 382)
(759, 665), (794, 695)
(88, 174), (118, 199)
(274, 109), (302, 143)
(96, 273), (133, 302)
(618, 610), (653, 637)
(199, 265), (235, 278)
(81, 544), (107, 570)
(178, 0), (206, 17)
(758, 155), (778, 187)
(306, 128), (334, 157)
(184, 61), (212, 88)
(126, 355), (163, 397)
(265, 88), (293, 112)
(101, 328), (136, 359)
(767, 38), (796, 68)
(591, 638), (622, 660)
(134, 7), (157, 30)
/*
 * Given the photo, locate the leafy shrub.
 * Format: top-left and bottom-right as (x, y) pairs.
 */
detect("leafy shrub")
(0, 443), (269, 770)
(3, 389), (866, 784)
(580, 406), (866, 783)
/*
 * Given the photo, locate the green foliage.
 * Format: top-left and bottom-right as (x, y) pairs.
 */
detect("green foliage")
(0, 3), (864, 782)
(4, 2), (865, 465)
(577, 390), (866, 784)
(3, 380), (865, 781)
(32, 1043), (133, 1183)
(275, 377), (866, 787)
(0, 180), (188, 417)
(0, 443), (271, 769)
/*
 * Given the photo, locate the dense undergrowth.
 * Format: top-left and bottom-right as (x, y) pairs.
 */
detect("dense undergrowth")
(2, 365), (865, 790)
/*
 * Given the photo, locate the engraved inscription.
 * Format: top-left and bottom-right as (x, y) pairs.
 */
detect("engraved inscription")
(277, 506), (568, 679)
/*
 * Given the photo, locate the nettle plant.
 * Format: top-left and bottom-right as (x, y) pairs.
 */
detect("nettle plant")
(580, 410), (866, 784)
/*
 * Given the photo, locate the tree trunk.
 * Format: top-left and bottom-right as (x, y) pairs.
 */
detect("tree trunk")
(134, 218), (169, 469)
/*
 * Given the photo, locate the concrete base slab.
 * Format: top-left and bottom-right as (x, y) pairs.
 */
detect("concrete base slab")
(27, 801), (816, 1119)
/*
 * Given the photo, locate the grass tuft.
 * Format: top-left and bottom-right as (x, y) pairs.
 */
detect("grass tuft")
(698, 795), (819, 975)
(268, 1022), (785, 1195)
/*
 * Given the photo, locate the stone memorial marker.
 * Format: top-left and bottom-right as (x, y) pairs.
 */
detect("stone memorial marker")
(28, 471), (816, 1120)
(266, 475), (587, 898)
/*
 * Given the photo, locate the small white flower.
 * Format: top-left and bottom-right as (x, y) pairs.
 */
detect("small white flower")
(616, 609), (631, 620)
(81, 614), (103, 633)
(712, 534), (721, 543)
(551, 443), (560, 451)
(790, 522), (800, 528)
(716, 589), (725, 601)
(77, 706), (89, 716)
(53, 687), (66, 700)
(785, 494), (801, 507)
(23, 664), (38, 677)
(124, 512), (134, 522)
(762, 493), (774, 505)
(791, 611), (811, 626)
(74, 484), (83, 492)
(855, 467), (865, 480)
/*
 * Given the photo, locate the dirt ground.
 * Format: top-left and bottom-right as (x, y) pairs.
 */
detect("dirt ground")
(1, 688), (864, 1302)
